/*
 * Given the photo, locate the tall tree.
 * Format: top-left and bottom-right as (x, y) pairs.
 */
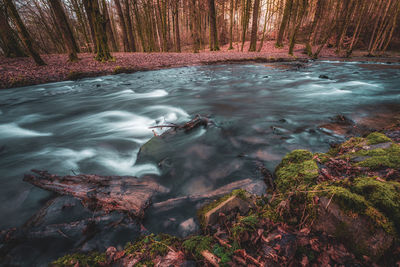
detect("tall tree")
(190, 0), (200, 52)
(288, 0), (307, 55)
(248, 0), (260, 51)
(114, 0), (129, 51)
(276, 0), (293, 47)
(123, 0), (136, 51)
(0, 4), (26, 57)
(240, 0), (252, 51)
(172, 0), (181, 52)
(208, 0), (219, 50)
(82, 0), (97, 52)
(305, 0), (323, 56)
(83, 0), (113, 61)
(228, 0), (235, 49)
(49, 0), (79, 61)
(4, 0), (46, 65)
(101, 0), (118, 52)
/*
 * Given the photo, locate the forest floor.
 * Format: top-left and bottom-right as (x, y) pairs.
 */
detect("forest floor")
(0, 41), (399, 89)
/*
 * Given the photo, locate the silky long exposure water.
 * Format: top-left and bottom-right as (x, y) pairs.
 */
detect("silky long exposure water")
(1, 61), (400, 265)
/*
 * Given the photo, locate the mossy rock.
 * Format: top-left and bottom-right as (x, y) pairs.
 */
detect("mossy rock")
(366, 132), (393, 145)
(275, 150), (319, 192)
(197, 189), (252, 228)
(355, 143), (400, 170)
(52, 252), (106, 267)
(313, 195), (394, 260)
(352, 177), (400, 231)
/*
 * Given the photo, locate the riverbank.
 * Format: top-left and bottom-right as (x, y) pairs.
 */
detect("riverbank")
(1, 41), (399, 89)
(51, 121), (400, 266)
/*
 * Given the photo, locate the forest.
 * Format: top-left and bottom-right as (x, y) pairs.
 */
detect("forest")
(1, 0), (399, 64)
(1, 1), (400, 267)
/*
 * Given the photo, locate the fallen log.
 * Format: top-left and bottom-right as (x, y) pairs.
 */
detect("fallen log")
(24, 170), (169, 217)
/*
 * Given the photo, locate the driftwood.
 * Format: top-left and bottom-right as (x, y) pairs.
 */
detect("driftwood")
(149, 114), (212, 132)
(24, 170), (169, 217)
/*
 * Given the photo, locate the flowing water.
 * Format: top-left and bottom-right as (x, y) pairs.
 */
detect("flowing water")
(0, 61), (400, 265)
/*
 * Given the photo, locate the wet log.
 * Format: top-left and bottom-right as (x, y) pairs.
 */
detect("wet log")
(24, 170), (169, 217)
(152, 179), (266, 213)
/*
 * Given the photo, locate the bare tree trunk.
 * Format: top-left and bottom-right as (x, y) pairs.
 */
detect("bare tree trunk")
(305, 0), (323, 56)
(173, 0), (181, 52)
(49, 0), (79, 61)
(123, 0), (136, 52)
(71, 0), (92, 52)
(102, 0), (118, 51)
(190, 0), (200, 52)
(83, 0), (113, 61)
(228, 0), (234, 49)
(248, 0), (260, 51)
(288, 0), (307, 55)
(0, 6), (26, 57)
(4, 0), (46, 65)
(276, 0), (293, 47)
(240, 0), (251, 51)
(114, 0), (130, 51)
(82, 0), (98, 52)
(208, 0), (219, 51)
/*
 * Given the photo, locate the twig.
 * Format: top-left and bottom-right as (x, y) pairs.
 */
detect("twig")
(57, 229), (70, 239)
(149, 124), (178, 129)
(325, 193), (335, 209)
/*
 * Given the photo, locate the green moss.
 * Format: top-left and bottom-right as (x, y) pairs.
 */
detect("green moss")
(231, 214), (258, 240)
(314, 152), (331, 164)
(352, 177), (400, 231)
(212, 244), (232, 266)
(275, 158), (319, 192)
(280, 149), (313, 164)
(124, 233), (179, 260)
(197, 189), (248, 227)
(52, 252), (106, 267)
(182, 235), (213, 259)
(312, 183), (396, 235)
(356, 144), (400, 170)
(366, 132), (392, 145)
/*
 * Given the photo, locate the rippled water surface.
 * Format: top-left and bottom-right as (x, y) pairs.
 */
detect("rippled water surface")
(1, 61), (399, 264)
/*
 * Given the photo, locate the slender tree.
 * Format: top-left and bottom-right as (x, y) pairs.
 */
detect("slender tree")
(123, 0), (136, 51)
(172, 0), (181, 52)
(248, 0), (260, 51)
(240, 0), (252, 51)
(208, 0), (219, 51)
(49, 0), (79, 61)
(228, 0), (234, 49)
(288, 0), (307, 55)
(0, 4), (26, 57)
(83, 0), (113, 61)
(101, 0), (118, 51)
(276, 0), (293, 47)
(4, 0), (46, 65)
(114, 0), (129, 51)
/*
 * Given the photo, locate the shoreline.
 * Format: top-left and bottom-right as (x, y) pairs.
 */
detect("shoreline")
(1, 44), (399, 90)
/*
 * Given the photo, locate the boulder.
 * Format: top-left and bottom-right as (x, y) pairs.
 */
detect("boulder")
(314, 197), (394, 260)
